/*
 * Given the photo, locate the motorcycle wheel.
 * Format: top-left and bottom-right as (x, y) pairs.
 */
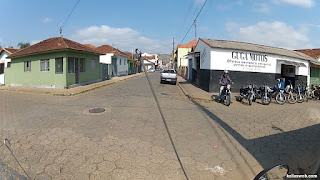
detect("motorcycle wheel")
(248, 94), (253, 105)
(276, 92), (286, 105)
(287, 93), (297, 104)
(262, 96), (271, 105)
(297, 95), (304, 103)
(226, 95), (230, 106)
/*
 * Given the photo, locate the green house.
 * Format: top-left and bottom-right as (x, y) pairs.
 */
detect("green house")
(6, 37), (103, 88)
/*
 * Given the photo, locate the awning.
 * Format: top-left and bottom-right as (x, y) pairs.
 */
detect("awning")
(277, 59), (307, 67)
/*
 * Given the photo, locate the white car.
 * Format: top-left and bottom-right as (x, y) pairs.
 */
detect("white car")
(160, 69), (177, 85)
(148, 68), (155, 72)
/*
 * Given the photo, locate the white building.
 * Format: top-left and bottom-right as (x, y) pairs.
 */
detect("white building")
(96, 45), (128, 77)
(189, 38), (316, 92)
(0, 48), (18, 84)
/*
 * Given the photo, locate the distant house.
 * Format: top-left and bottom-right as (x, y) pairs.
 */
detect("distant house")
(95, 45), (128, 77)
(141, 53), (158, 70)
(0, 48), (18, 84)
(295, 49), (320, 85)
(124, 52), (137, 75)
(6, 37), (103, 88)
(174, 39), (197, 78)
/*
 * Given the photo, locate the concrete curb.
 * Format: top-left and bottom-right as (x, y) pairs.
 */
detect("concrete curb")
(53, 73), (145, 96)
(0, 73), (145, 96)
(177, 81), (214, 102)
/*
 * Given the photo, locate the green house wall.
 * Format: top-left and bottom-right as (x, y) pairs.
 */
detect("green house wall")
(310, 67), (320, 85)
(5, 50), (101, 88)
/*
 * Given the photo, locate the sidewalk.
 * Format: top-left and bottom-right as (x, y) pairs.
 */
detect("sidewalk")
(177, 76), (217, 101)
(177, 76), (237, 102)
(0, 73), (144, 96)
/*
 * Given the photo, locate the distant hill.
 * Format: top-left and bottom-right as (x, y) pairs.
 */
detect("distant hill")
(158, 54), (171, 64)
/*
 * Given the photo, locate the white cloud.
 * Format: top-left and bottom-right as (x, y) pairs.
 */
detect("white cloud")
(273, 0), (314, 8)
(254, 3), (271, 14)
(31, 40), (40, 45)
(70, 25), (170, 53)
(42, 17), (53, 24)
(225, 21), (311, 49)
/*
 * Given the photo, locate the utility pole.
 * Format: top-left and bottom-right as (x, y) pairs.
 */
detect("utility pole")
(172, 37), (174, 69)
(194, 20), (197, 40)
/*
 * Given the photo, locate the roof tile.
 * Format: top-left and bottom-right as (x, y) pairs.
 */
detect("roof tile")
(9, 37), (102, 58)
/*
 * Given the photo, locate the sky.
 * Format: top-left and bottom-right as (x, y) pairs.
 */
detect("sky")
(1, 0), (320, 54)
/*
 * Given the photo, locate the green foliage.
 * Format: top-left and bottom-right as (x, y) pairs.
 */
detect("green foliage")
(17, 42), (31, 49)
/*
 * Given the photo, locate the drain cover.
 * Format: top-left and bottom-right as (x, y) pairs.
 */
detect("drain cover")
(89, 108), (105, 113)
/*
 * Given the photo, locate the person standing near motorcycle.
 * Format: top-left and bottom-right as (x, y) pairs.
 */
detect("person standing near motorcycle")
(218, 70), (234, 103)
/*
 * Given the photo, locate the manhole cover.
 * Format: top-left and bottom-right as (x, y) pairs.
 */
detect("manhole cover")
(89, 108), (105, 113)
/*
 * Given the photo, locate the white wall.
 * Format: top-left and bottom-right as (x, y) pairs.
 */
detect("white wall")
(210, 48), (309, 76)
(0, 51), (11, 84)
(194, 40), (211, 69)
(115, 55), (128, 76)
(100, 53), (113, 64)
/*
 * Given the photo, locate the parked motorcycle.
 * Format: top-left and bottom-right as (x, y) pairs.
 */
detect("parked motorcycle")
(273, 80), (286, 105)
(260, 83), (273, 105)
(221, 84), (232, 106)
(237, 83), (255, 105)
(311, 84), (320, 100)
(295, 83), (305, 103)
(284, 80), (297, 104)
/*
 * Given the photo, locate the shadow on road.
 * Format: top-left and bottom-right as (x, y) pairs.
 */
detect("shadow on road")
(191, 99), (320, 176)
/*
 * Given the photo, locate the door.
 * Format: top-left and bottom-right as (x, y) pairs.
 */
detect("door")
(75, 58), (80, 84)
(281, 64), (295, 87)
(102, 64), (108, 79)
(188, 59), (192, 80)
(196, 56), (200, 85)
(112, 58), (117, 77)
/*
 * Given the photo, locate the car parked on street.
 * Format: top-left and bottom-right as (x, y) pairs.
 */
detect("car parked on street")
(160, 69), (177, 85)
(148, 68), (155, 72)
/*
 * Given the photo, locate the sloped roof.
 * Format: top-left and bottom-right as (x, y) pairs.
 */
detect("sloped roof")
(200, 38), (316, 62)
(177, 39), (198, 49)
(295, 49), (320, 59)
(9, 37), (102, 58)
(83, 44), (96, 49)
(0, 48), (19, 55)
(95, 45), (127, 56)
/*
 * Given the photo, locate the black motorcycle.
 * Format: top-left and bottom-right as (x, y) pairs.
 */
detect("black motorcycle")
(237, 83), (255, 105)
(221, 84), (232, 106)
(260, 83), (273, 105)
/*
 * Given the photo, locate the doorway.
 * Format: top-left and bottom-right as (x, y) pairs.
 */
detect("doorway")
(75, 59), (80, 84)
(281, 64), (295, 87)
(102, 64), (109, 79)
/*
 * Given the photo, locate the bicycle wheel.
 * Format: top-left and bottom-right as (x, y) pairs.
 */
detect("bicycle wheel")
(287, 93), (297, 104)
(276, 92), (286, 105)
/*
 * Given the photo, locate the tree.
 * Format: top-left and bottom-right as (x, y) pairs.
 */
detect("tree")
(17, 42), (30, 49)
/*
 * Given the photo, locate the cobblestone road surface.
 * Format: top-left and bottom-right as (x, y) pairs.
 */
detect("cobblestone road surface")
(0, 72), (319, 179)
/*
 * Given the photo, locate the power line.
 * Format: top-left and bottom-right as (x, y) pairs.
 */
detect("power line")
(179, 0), (208, 45)
(60, 0), (81, 36)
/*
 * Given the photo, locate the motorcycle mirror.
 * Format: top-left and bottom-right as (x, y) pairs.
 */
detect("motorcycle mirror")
(254, 164), (289, 180)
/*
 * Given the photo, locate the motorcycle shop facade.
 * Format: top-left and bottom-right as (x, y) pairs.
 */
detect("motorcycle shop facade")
(189, 38), (316, 92)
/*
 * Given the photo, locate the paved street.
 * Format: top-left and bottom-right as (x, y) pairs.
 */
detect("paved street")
(0, 72), (320, 179)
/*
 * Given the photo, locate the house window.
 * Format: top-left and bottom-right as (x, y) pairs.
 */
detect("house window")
(120, 59), (121, 65)
(91, 60), (96, 70)
(68, 57), (75, 73)
(40, 59), (50, 72)
(24, 61), (31, 72)
(55, 57), (63, 74)
(0, 64), (4, 74)
(80, 58), (85, 72)
(7, 62), (11, 68)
